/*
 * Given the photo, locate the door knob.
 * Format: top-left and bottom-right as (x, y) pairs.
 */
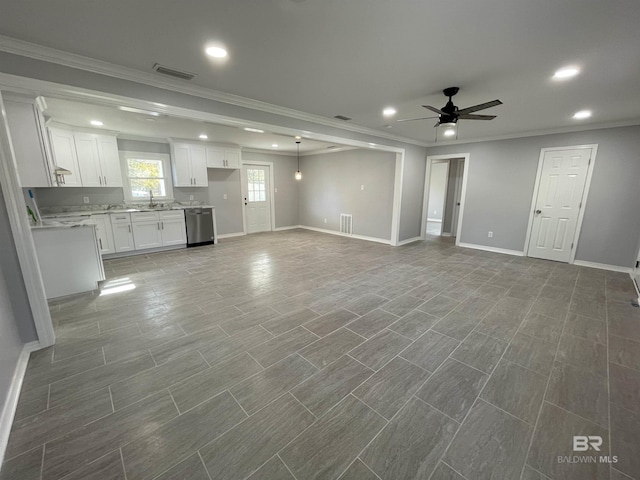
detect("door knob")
(535, 209), (542, 214)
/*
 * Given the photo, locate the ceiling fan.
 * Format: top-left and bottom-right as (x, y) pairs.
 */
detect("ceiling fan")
(398, 87), (502, 127)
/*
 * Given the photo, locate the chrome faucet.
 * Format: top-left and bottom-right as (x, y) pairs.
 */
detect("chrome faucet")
(149, 190), (158, 208)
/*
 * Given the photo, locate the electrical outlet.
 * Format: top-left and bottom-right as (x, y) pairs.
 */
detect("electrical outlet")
(275, 187), (278, 193)
(223, 194), (228, 200)
(361, 185), (365, 191)
(488, 231), (493, 238)
(324, 218), (327, 224)
(189, 195), (194, 201)
(83, 196), (90, 204)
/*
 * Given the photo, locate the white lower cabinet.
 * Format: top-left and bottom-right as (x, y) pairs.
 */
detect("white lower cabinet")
(91, 214), (115, 255)
(131, 210), (186, 250)
(159, 211), (187, 245)
(110, 213), (135, 253)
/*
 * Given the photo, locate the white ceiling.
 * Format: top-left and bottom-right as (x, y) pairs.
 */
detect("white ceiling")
(41, 97), (347, 154)
(2, 0), (640, 144)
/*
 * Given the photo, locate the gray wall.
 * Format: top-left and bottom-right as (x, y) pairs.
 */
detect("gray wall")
(398, 145), (428, 241)
(427, 162), (447, 221)
(299, 149), (395, 240)
(427, 125), (640, 267)
(207, 169), (243, 235)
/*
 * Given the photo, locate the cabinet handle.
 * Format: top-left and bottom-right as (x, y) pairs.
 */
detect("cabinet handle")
(128, 225), (131, 233)
(161, 222), (164, 230)
(157, 222), (160, 230)
(99, 238), (103, 249)
(99, 176), (102, 185)
(104, 176), (107, 185)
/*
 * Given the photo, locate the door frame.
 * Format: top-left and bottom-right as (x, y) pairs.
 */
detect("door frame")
(240, 160), (276, 234)
(450, 158), (465, 238)
(523, 144), (598, 263)
(424, 159), (450, 236)
(421, 153), (470, 246)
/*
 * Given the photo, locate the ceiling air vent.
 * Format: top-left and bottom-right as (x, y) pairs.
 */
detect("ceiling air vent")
(333, 115), (352, 121)
(152, 63), (196, 81)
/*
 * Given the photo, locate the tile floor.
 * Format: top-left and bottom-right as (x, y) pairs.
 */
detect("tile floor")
(2, 229), (640, 480)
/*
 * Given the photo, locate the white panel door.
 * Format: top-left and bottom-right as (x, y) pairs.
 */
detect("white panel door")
(527, 148), (591, 262)
(96, 135), (123, 187)
(49, 128), (82, 186)
(242, 165), (272, 234)
(74, 133), (102, 187)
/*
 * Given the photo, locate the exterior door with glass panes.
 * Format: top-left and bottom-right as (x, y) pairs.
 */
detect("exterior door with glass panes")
(241, 164), (272, 234)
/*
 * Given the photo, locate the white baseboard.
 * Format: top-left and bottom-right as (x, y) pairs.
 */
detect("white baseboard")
(274, 225), (302, 231)
(398, 236), (422, 246)
(217, 232), (246, 239)
(102, 244), (185, 259)
(298, 226), (391, 245)
(572, 260), (633, 274)
(426, 218), (443, 223)
(441, 232), (452, 237)
(0, 341), (41, 466)
(458, 242), (525, 257)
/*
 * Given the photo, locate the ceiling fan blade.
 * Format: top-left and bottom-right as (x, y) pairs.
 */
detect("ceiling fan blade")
(455, 99), (502, 115)
(457, 114), (497, 120)
(396, 116), (439, 122)
(422, 105), (446, 115)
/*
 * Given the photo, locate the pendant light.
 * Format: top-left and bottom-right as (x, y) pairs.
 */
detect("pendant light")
(295, 141), (302, 180)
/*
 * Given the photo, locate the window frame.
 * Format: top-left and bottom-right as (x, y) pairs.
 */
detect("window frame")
(119, 151), (174, 203)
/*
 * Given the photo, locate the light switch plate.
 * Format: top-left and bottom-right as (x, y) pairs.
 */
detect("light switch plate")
(83, 197), (90, 204)
(223, 194), (228, 200)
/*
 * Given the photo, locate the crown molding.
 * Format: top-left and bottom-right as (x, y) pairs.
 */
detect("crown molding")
(0, 35), (429, 148)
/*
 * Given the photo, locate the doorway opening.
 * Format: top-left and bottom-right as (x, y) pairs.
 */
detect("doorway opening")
(421, 155), (467, 240)
(524, 145), (597, 263)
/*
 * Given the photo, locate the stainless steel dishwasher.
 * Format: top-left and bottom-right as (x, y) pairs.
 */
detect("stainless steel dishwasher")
(185, 207), (215, 247)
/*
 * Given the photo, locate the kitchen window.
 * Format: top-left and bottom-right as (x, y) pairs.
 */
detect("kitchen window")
(120, 151), (173, 202)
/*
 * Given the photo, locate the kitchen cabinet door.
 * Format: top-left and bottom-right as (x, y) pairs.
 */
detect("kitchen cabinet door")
(49, 128), (82, 187)
(112, 222), (135, 252)
(91, 214), (115, 255)
(74, 133), (102, 187)
(190, 145), (208, 186)
(96, 135), (123, 187)
(172, 143), (192, 187)
(161, 218), (187, 245)
(205, 147), (225, 168)
(225, 149), (241, 169)
(132, 220), (163, 250)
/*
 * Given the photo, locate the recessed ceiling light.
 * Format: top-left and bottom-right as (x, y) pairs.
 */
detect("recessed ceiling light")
(199, 134), (208, 140)
(382, 107), (397, 117)
(90, 120), (103, 126)
(205, 46), (228, 58)
(272, 144), (278, 148)
(295, 135), (302, 140)
(573, 110), (592, 119)
(443, 129), (456, 137)
(244, 128), (264, 133)
(553, 67), (580, 80)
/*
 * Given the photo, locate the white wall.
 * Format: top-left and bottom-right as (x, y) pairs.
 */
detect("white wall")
(427, 162), (447, 221)
(299, 149), (396, 240)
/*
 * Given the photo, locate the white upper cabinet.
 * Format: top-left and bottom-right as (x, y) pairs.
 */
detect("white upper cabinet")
(171, 142), (208, 187)
(205, 146), (241, 169)
(48, 128), (122, 188)
(48, 128), (82, 187)
(3, 96), (54, 188)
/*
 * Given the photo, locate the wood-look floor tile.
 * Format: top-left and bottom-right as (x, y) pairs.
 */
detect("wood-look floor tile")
(527, 402), (609, 480)
(611, 403), (640, 479)
(344, 293), (389, 316)
(153, 453), (210, 480)
(196, 325), (273, 365)
(353, 357), (430, 419)
(417, 295), (460, 318)
(57, 450), (125, 480)
(518, 312), (564, 343)
(292, 355), (373, 417)
(546, 362), (609, 428)
(610, 362), (640, 414)
(431, 311), (482, 341)
(416, 358), (487, 422)
(304, 309), (359, 337)
(443, 400), (532, 480)
(346, 309), (398, 339)
(387, 310), (438, 340)
(42, 392), (178, 480)
(6, 387), (112, 460)
(48, 354), (155, 408)
(451, 331), (508, 374)
(52, 324), (141, 362)
(609, 335), (640, 371)
(361, 397), (457, 480)
(399, 330), (459, 372)
(299, 328), (365, 369)
(200, 394), (315, 480)
(279, 395), (387, 480)
(230, 354), (317, 414)
(504, 332), (557, 375)
(260, 308), (319, 335)
(0, 446), (43, 480)
(246, 456), (295, 480)
(480, 360), (547, 424)
(22, 349), (105, 392)
(337, 459), (378, 480)
(348, 329), (412, 370)
(556, 334), (607, 376)
(248, 326), (319, 368)
(563, 313), (607, 345)
(429, 462), (466, 480)
(379, 294), (423, 317)
(13, 384), (49, 422)
(122, 391), (245, 480)
(110, 350), (208, 410)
